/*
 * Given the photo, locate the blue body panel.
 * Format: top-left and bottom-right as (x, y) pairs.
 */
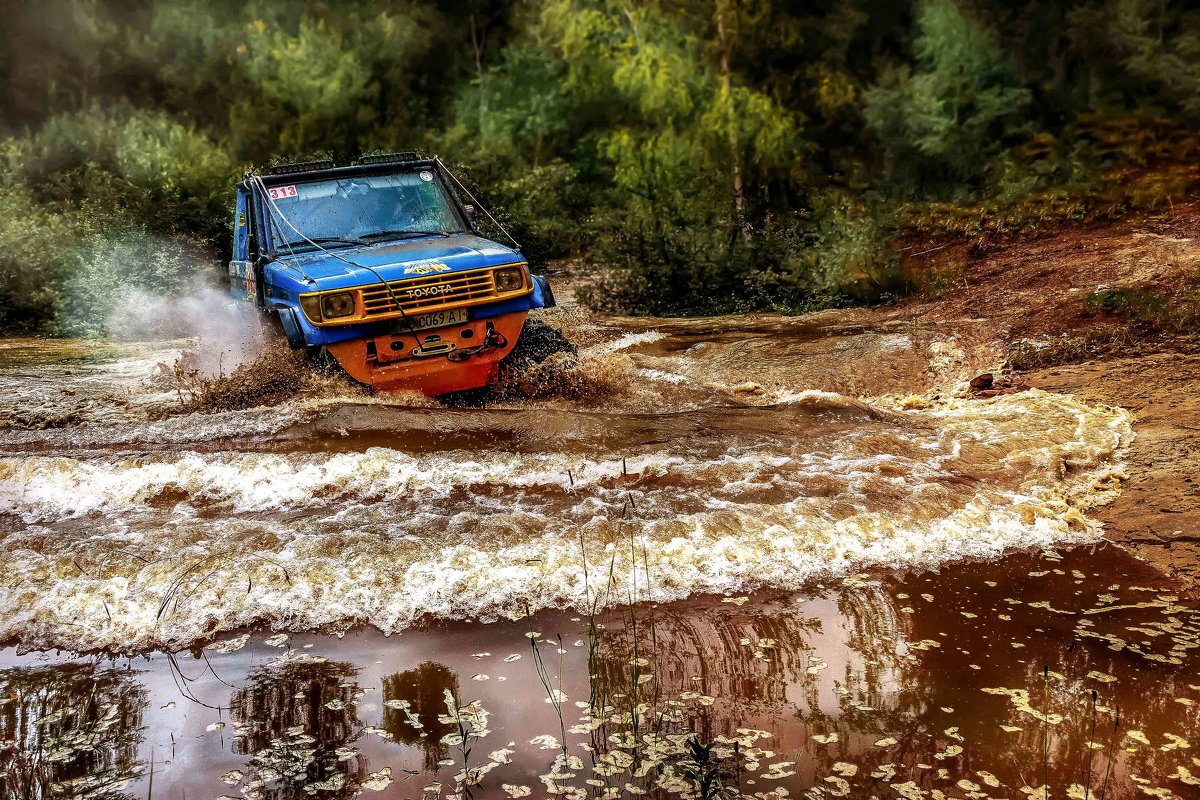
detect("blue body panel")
(227, 190), (255, 304)
(259, 234), (548, 347)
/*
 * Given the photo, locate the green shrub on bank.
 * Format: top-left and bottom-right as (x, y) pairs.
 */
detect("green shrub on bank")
(55, 231), (207, 338)
(0, 182), (88, 334)
(577, 197), (900, 316)
(16, 107), (239, 245)
(0, 109), (238, 335)
(793, 198), (902, 301)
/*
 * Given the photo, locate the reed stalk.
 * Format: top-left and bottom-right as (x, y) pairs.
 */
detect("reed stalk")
(1083, 689), (1097, 800)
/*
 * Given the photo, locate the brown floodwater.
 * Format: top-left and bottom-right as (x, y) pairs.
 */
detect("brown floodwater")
(0, 309), (1192, 798)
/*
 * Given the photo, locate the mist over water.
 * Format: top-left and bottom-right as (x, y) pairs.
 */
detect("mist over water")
(104, 281), (264, 375)
(0, 311), (1132, 653)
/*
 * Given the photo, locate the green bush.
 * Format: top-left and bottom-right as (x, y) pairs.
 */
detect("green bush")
(791, 197), (902, 300)
(578, 198), (899, 315)
(0, 183), (88, 334)
(0, 109), (237, 335)
(55, 231), (208, 338)
(1083, 287), (1168, 319)
(16, 107), (239, 245)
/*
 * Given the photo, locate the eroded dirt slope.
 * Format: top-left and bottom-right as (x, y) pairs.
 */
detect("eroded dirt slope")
(889, 203), (1200, 341)
(891, 205), (1200, 586)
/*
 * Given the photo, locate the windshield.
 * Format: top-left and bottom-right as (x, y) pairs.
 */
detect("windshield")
(261, 169), (466, 253)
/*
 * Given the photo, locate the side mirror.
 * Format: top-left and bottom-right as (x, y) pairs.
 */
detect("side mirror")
(463, 204), (476, 226)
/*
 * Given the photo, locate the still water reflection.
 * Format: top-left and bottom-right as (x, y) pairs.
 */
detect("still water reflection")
(229, 657), (365, 799)
(381, 662), (459, 772)
(0, 544), (1197, 799)
(0, 663), (147, 799)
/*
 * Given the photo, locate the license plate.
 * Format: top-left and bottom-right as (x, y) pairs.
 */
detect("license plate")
(398, 307), (468, 332)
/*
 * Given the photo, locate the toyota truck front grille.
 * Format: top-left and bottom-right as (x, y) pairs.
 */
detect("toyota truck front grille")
(361, 267), (504, 316)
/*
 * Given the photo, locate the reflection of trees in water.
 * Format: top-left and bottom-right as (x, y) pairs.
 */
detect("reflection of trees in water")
(590, 587), (907, 724)
(584, 587), (908, 749)
(0, 662), (147, 800)
(839, 587), (907, 697)
(961, 632), (1200, 794)
(787, 565), (1200, 795)
(546, 585), (919, 796)
(229, 656), (365, 800)
(381, 661), (458, 772)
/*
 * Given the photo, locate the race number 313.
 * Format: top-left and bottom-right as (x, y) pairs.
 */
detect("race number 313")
(268, 185), (298, 200)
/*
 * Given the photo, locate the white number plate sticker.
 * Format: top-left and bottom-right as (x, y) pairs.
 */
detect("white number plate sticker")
(403, 308), (468, 331)
(268, 185), (298, 200)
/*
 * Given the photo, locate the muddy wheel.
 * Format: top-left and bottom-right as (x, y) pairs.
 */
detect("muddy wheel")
(500, 318), (578, 370)
(440, 319), (578, 406)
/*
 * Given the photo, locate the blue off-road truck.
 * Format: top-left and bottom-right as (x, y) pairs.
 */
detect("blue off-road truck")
(227, 153), (563, 395)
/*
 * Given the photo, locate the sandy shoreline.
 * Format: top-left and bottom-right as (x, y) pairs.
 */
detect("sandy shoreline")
(1028, 354), (1200, 587)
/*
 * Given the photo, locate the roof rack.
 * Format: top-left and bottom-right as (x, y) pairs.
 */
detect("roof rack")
(261, 159), (335, 176)
(356, 151), (423, 166)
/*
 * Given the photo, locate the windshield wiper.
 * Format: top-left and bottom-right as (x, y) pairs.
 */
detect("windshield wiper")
(289, 236), (370, 249)
(360, 229), (455, 243)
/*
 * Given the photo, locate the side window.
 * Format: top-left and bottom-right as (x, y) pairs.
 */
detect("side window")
(233, 190), (250, 262)
(247, 192), (263, 262)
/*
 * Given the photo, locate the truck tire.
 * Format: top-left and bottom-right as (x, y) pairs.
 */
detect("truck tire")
(441, 318), (577, 406)
(500, 318), (577, 370)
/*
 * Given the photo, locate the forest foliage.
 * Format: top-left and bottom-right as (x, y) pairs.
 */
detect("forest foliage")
(1, 0), (1199, 333)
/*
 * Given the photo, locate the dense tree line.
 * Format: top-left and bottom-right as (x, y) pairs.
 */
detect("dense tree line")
(1, 0), (1198, 333)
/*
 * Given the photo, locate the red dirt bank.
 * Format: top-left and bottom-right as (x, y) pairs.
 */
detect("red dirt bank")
(890, 205), (1200, 586)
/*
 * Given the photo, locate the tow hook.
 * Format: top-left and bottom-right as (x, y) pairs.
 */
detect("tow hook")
(411, 339), (457, 358)
(447, 321), (507, 362)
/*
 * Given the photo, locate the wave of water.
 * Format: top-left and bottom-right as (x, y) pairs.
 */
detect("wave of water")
(0, 368), (1131, 652)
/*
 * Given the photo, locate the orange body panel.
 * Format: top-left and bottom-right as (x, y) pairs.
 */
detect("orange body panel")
(325, 310), (527, 395)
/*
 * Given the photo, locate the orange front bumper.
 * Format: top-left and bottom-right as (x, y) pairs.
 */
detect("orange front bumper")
(325, 310), (526, 395)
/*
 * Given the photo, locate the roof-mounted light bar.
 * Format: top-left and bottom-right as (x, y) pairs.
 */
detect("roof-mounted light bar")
(261, 159), (336, 176)
(356, 151), (423, 166)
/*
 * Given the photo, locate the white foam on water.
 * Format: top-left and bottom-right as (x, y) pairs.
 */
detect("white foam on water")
(635, 367), (690, 385)
(582, 331), (665, 357)
(0, 389), (1133, 653)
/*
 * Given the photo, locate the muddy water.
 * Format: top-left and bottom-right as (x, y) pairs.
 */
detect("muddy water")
(2, 546), (1197, 799)
(1, 310), (1191, 798)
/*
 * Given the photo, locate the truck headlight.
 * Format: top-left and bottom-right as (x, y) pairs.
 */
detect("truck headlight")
(321, 292), (356, 319)
(494, 266), (524, 292)
(300, 295), (322, 321)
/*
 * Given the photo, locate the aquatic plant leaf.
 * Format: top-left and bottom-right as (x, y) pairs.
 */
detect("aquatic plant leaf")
(362, 767), (393, 791)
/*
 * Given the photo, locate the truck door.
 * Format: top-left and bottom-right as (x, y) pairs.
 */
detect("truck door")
(227, 187), (264, 307)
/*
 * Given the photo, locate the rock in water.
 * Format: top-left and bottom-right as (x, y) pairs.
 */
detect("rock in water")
(970, 373), (994, 392)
